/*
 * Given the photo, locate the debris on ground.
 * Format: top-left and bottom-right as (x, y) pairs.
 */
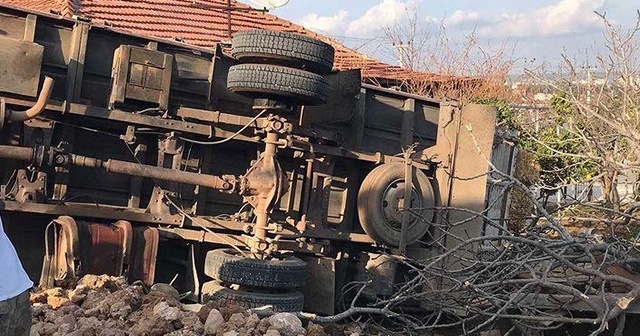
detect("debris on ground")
(29, 275), (372, 336)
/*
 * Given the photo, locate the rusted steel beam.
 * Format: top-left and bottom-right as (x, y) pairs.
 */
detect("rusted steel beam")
(2, 96), (433, 167)
(302, 142), (432, 170)
(0, 200), (375, 244)
(1, 200), (192, 226)
(157, 227), (245, 246)
(176, 107), (340, 143)
(67, 103), (212, 136)
(156, 227), (331, 254)
(0, 97), (212, 136)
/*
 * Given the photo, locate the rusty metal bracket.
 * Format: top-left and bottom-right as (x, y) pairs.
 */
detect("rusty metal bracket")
(114, 220), (133, 274)
(399, 147), (415, 253)
(53, 216), (81, 280)
(14, 169), (47, 203)
(149, 133), (185, 214)
(39, 216), (80, 288)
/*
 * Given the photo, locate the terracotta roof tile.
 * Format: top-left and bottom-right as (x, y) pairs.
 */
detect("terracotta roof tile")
(1, 0), (445, 82)
(1, 0), (80, 15)
(1, 0), (55, 12)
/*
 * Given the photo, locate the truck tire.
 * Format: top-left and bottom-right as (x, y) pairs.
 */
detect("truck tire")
(357, 163), (436, 247)
(232, 29), (335, 74)
(201, 281), (304, 312)
(204, 248), (306, 289)
(227, 63), (330, 105)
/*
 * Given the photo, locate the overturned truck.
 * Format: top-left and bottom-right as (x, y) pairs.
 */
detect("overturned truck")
(0, 5), (498, 314)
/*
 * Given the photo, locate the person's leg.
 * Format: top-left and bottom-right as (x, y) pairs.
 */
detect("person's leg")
(0, 296), (10, 335)
(14, 290), (32, 336)
(0, 291), (31, 336)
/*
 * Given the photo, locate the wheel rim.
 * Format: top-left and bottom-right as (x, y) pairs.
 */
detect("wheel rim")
(380, 179), (424, 231)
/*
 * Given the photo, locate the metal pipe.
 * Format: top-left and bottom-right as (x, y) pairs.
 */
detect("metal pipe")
(8, 77), (54, 122)
(69, 154), (232, 190)
(0, 145), (34, 161)
(0, 144), (233, 191)
(103, 159), (232, 190)
(69, 154), (101, 169)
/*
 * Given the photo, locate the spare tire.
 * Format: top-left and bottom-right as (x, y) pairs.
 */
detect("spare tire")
(227, 63), (330, 105)
(232, 29), (335, 74)
(201, 281), (304, 312)
(357, 163), (436, 247)
(204, 248), (306, 289)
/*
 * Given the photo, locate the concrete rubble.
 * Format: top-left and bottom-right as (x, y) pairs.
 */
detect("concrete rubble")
(29, 275), (369, 336)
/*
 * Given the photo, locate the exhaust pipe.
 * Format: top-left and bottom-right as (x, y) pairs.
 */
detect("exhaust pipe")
(9, 76), (55, 122)
(1, 76), (55, 128)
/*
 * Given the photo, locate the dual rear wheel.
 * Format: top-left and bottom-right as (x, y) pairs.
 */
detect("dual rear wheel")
(217, 31), (436, 310)
(202, 248), (306, 312)
(210, 30), (333, 311)
(226, 30), (335, 106)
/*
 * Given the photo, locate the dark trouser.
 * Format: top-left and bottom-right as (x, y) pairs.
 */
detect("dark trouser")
(0, 290), (31, 336)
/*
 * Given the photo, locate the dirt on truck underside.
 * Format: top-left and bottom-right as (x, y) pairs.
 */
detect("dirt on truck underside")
(29, 275), (374, 336)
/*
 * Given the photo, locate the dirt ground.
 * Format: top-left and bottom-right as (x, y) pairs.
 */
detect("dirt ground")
(29, 275), (368, 336)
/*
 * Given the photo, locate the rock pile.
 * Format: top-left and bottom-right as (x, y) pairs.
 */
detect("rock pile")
(29, 275), (365, 336)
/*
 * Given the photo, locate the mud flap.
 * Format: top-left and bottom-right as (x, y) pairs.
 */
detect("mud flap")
(38, 217), (159, 288)
(128, 227), (159, 286)
(39, 216), (80, 288)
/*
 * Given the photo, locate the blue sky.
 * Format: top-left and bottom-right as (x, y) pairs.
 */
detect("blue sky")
(261, 0), (638, 72)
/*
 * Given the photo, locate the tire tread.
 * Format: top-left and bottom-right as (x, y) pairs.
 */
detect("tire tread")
(232, 30), (334, 74)
(202, 281), (303, 312)
(204, 248), (307, 289)
(227, 64), (330, 105)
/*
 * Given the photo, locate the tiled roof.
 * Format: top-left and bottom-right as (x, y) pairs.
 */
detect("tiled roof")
(1, 0), (445, 83)
(2, 0), (49, 12)
(1, 0), (80, 16)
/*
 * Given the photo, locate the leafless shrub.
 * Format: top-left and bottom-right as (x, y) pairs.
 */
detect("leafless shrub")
(382, 7), (516, 103)
(301, 7), (640, 336)
(524, 11), (640, 212)
(292, 165), (640, 336)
